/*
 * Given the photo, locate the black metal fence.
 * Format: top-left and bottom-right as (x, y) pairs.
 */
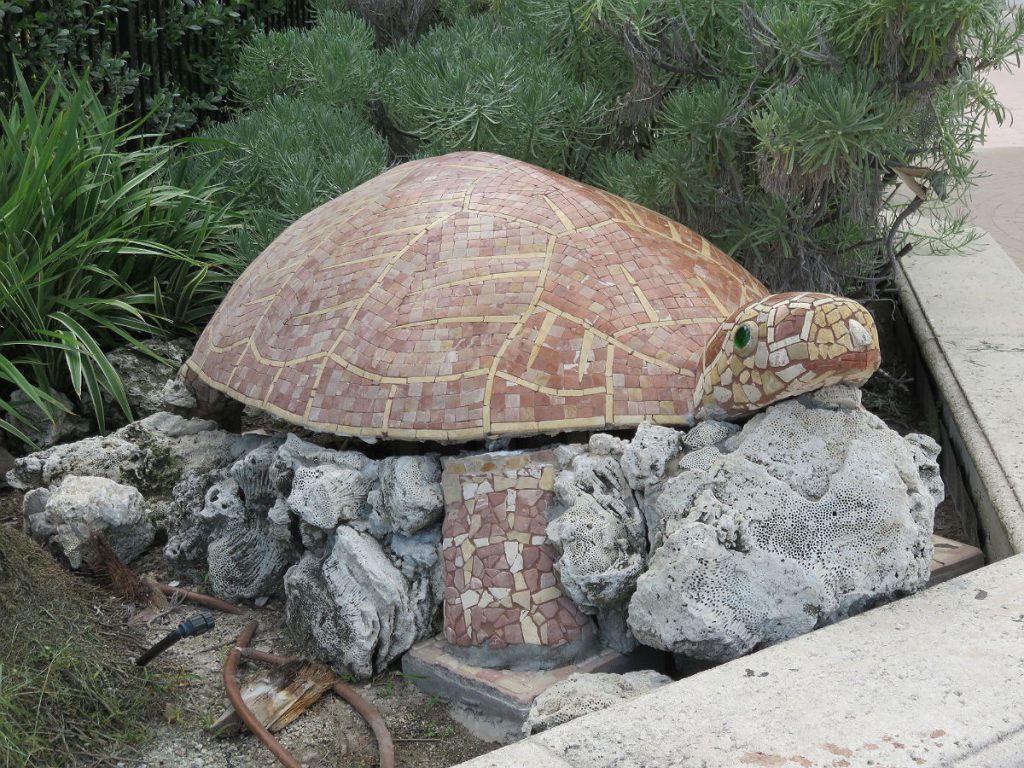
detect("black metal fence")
(1, 0), (313, 129)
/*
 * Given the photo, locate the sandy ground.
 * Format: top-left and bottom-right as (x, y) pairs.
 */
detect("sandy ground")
(120, 592), (496, 768)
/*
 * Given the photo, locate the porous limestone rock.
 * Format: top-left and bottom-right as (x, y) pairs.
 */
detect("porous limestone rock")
(6, 413), (254, 497)
(387, 525), (445, 640)
(159, 378), (199, 413)
(549, 443), (647, 652)
(288, 463), (372, 529)
(85, 340), (193, 426)
(682, 420), (739, 451)
(375, 455), (444, 535)
(627, 385), (942, 661)
(24, 474), (154, 569)
(522, 670), (672, 736)
(620, 421), (684, 492)
(165, 442), (297, 600)
(284, 526), (418, 679)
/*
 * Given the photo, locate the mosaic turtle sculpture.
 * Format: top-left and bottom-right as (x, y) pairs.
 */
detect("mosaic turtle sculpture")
(182, 151), (882, 666)
(184, 151), (880, 435)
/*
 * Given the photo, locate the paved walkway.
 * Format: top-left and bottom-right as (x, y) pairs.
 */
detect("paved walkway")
(964, 64), (1024, 271)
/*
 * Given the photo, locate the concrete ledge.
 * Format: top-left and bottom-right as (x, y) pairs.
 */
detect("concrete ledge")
(895, 228), (1024, 559)
(404, 638), (657, 741)
(456, 554), (1024, 768)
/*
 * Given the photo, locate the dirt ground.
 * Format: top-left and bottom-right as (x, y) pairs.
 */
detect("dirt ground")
(126, 600), (496, 768)
(1, 489), (495, 768)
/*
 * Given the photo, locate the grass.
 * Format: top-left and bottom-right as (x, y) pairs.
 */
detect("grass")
(0, 525), (163, 767)
(0, 68), (244, 448)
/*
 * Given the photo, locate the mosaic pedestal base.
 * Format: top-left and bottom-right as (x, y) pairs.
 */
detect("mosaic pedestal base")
(402, 636), (659, 742)
(440, 449), (596, 670)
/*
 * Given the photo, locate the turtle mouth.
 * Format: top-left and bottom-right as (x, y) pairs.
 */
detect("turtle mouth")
(833, 345), (882, 384)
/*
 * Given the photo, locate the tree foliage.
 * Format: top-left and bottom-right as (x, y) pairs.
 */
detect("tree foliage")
(540, 0), (1024, 290)
(201, 0), (1024, 293)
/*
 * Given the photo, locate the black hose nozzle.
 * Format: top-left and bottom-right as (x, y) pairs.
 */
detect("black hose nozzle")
(136, 612), (215, 666)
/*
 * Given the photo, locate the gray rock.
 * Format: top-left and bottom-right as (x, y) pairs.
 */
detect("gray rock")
(7, 413), (255, 497)
(159, 379), (199, 413)
(83, 340), (193, 426)
(7, 389), (91, 451)
(387, 526), (444, 640)
(207, 519), (297, 601)
(620, 422), (684, 492)
(284, 527), (418, 679)
(682, 420), (739, 451)
(8, 435), (148, 492)
(553, 443), (588, 469)
(628, 385), (940, 661)
(550, 449), (647, 653)
(906, 432), (944, 507)
(24, 474), (153, 569)
(522, 670), (672, 736)
(588, 433), (628, 457)
(550, 451), (647, 608)
(166, 445), (298, 599)
(288, 464), (372, 529)
(376, 456), (444, 535)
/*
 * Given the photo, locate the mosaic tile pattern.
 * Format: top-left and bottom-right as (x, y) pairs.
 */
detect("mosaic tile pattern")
(440, 450), (594, 655)
(693, 292), (881, 420)
(184, 151), (769, 442)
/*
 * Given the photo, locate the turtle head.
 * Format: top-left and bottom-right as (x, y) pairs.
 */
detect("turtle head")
(693, 292), (881, 421)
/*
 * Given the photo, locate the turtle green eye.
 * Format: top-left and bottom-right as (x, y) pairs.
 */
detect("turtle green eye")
(734, 324), (752, 350)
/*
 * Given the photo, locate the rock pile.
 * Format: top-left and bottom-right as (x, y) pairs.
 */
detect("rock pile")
(7, 378), (943, 679)
(8, 413), (446, 680)
(546, 385), (943, 662)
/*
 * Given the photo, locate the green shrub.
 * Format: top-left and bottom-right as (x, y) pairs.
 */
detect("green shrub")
(0, 71), (243, 446)
(233, 10), (377, 113)
(504, 0), (1024, 292)
(187, 96), (389, 258)
(381, 15), (610, 174)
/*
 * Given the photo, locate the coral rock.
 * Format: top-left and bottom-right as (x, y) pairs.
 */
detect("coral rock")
(24, 474), (153, 569)
(628, 385), (941, 661)
(522, 670), (672, 735)
(288, 464), (372, 529)
(620, 421), (684, 492)
(376, 455), (444, 535)
(284, 527), (418, 679)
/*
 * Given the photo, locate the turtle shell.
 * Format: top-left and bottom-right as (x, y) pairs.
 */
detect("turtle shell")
(186, 152), (767, 442)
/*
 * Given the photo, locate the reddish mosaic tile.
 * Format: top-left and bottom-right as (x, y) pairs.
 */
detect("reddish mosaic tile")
(185, 151), (768, 441)
(440, 450), (594, 653)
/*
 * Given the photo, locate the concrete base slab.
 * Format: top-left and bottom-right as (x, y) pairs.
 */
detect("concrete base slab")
(929, 535), (984, 586)
(402, 637), (660, 742)
(457, 554), (1024, 768)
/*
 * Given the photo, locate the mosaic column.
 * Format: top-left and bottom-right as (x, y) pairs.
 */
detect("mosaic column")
(440, 449), (596, 669)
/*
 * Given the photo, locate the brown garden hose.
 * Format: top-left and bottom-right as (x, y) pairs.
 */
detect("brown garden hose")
(226, 621), (396, 768)
(157, 583), (247, 615)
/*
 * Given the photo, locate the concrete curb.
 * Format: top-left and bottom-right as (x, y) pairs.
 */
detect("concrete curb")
(895, 227), (1024, 559)
(455, 553), (1024, 768)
